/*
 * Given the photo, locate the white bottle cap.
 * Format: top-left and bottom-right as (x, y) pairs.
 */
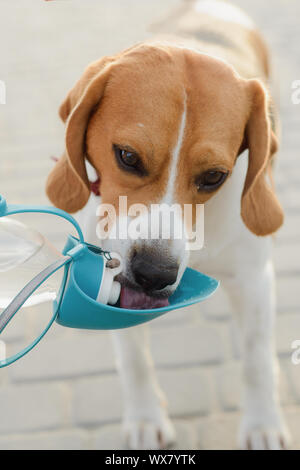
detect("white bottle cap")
(109, 281), (121, 305)
(96, 252), (123, 305)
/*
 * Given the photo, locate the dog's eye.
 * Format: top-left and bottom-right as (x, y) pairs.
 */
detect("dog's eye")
(120, 149), (138, 167)
(113, 145), (147, 176)
(195, 170), (229, 192)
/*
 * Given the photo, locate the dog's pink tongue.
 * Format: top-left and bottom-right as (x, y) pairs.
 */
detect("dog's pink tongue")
(120, 287), (169, 310)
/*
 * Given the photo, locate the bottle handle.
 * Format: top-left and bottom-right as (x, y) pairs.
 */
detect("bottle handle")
(0, 194), (84, 242)
(0, 241), (87, 367)
(0, 256), (71, 334)
(0, 255), (72, 368)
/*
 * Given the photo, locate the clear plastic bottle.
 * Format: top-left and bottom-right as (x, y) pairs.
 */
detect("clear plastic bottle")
(0, 217), (63, 308)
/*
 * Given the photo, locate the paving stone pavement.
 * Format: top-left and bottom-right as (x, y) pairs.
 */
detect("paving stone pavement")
(0, 0), (300, 450)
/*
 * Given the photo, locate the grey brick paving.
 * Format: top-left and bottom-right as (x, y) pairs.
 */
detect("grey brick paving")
(151, 322), (228, 367)
(1, 0), (300, 450)
(158, 368), (214, 418)
(214, 361), (242, 412)
(277, 277), (300, 312)
(0, 429), (89, 450)
(197, 413), (241, 450)
(72, 375), (123, 426)
(0, 383), (67, 434)
(9, 332), (116, 383)
(277, 314), (300, 357)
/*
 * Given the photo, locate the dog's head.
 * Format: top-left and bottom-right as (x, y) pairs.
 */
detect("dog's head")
(46, 44), (283, 307)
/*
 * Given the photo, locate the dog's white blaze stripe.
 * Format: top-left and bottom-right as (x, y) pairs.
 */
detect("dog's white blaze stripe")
(195, 0), (254, 30)
(162, 94), (187, 204)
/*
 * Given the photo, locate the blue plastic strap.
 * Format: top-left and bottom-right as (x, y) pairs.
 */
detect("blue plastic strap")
(0, 255), (73, 368)
(0, 194), (84, 242)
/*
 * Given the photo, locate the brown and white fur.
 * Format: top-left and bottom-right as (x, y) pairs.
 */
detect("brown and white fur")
(46, 0), (290, 449)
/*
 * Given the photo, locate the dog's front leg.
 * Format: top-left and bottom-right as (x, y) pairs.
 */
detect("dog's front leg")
(224, 240), (290, 450)
(112, 325), (175, 449)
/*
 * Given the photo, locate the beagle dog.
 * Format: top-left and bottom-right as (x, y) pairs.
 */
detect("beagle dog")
(46, 0), (290, 450)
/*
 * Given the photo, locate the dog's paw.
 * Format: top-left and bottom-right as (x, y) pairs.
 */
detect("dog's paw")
(238, 413), (290, 450)
(123, 413), (176, 450)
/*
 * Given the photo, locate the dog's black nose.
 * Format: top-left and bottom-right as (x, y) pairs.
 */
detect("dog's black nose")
(131, 250), (178, 292)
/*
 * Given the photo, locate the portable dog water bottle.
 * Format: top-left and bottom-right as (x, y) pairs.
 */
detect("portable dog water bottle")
(0, 194), (219, 367)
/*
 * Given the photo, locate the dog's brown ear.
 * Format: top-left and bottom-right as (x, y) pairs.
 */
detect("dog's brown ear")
(46, 58), (113, 213)
(241, 79), (284, 236)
